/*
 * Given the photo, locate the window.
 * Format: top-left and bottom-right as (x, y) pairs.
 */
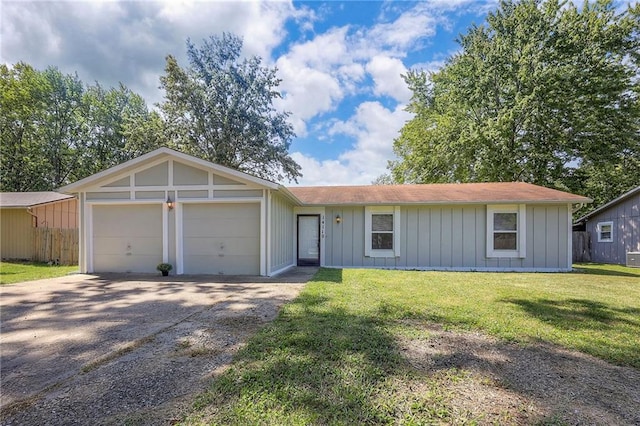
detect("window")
(365, 206), (400, 257)
(487, 205), (526, 258)
(372, 214), (393, 249)
(597, 221), (613, 242)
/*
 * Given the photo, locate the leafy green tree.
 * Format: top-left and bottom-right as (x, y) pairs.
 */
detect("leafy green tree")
(0, 63), (50, 191)
(38, 67), (86, 188)
(122, 109), (169, 158)
(160, 33), (301, 182)
(390, 0), (640, 208)
(80, 83), (161, 177)
(0, 63), (159, 191)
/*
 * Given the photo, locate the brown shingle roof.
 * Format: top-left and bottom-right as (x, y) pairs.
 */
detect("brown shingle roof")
(287, 182), (591, 205)
(0, 192), (74, 208)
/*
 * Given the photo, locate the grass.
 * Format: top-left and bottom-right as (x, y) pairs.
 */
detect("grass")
(183, 264), (640, 425)
(0, 261), (78, 284)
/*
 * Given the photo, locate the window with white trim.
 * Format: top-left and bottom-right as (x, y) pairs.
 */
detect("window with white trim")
(365, 206), (400, 257)
(596, 221), (613, 242)
(487, 204), (526, 258)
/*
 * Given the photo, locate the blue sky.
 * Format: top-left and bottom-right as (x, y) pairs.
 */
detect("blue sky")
(1, 0), (495, 185)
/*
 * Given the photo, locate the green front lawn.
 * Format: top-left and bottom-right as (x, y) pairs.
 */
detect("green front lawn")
(0, 261), (78, 284)
(185, 264), (639, 425)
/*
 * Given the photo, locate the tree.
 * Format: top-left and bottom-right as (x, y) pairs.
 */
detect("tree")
(0, 63), (49, 191)
(38, 67), (86, 189)
(80, 83), (162, 177)
(0, 63), (159, 191)
(160, 33), (301, 183)
(389, 0), (640, 209)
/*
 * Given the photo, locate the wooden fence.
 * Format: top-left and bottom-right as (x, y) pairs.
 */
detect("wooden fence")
(572, 231), (591, 263)
(33, 228), (79, 265)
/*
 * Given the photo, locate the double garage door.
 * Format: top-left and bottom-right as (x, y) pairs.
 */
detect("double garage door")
(92, 203), (259, 275)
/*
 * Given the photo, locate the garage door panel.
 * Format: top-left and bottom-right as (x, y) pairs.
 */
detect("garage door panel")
(186, 255), (259, 275)
(93, 205), (162, 237)
(183, 219), (259, 238)
(183, 237), (259, 256)
(183, 203), (260, 275)
(185, 204), (259, 219)
(93, 254), (162, 273)
(93, 237), (162, 256)
(93, 205), (162, 273)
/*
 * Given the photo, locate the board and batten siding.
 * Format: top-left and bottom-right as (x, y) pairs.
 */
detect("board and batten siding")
(324, 204), (570, 271)
(78, 158), (271, 274)
(1, 209), (34, 260)
(586, 192), (640, 265)
(269, 192), (295, 274)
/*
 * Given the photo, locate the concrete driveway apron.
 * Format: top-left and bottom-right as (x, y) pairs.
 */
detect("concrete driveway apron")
(0, 269), (313, 425)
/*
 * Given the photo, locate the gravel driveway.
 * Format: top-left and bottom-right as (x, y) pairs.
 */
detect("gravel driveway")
(0, 268), (313, 425)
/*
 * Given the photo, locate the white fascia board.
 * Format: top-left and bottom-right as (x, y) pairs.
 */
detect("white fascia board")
(276, 185), (303, 205)
(59, 148), (173, 193)
(59, 147), (280, 193)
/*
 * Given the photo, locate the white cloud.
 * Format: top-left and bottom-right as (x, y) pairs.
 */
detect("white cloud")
(293, 101), (413, 186)
(289, 153), (357, 186)
(273, 27), (355, 135)
(367, 3), (437, 53)
(0, 1), (296, 106)
(275, 2), (440, 136)
(366, 55), (411, 103)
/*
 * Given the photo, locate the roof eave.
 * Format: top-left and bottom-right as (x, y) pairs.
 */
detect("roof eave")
(296, 198), (592, 207)
(275, 185), (303, 205)
(59, 147), (280, 193)
(575, 185), (639, 223)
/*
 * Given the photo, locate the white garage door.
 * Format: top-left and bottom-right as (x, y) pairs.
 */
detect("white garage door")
(183, 203), (260, 275)
(93, 205), (162, 273)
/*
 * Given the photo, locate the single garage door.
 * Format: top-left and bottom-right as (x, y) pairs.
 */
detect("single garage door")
(93, 204), (162, 273)
(183, 203), (260, 275)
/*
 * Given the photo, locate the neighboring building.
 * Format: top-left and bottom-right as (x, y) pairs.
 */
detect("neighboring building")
(574, 186), (640, 265)
(0, 192), (78, 261)
(60, 148), (591, 275)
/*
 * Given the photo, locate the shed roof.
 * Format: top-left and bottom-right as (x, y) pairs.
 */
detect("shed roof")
(287, 182), (591, 206)
(575, 185), (640, 223)
(0, 192), (74, 208)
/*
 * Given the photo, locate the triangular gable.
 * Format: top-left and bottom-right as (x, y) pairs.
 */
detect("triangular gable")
(59, 148), (279, 193)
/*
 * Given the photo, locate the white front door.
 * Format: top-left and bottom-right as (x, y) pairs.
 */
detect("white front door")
(298, 215), (320, 266)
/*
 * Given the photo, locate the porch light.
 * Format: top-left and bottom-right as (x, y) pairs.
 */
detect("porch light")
(336, 214), (342, 224)
(166, 196), (174, 210)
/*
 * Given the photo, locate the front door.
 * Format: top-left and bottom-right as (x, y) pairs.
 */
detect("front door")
(297, 215), (320, 266)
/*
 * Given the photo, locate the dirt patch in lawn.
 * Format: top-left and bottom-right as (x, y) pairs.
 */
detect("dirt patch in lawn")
(397, 321), (640, 425)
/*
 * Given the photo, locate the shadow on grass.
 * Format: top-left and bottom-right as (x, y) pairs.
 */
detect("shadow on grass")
(309, 267), (343, 283)
(501, 298), (640, 331)
(572, 263), (640, 278)
(193, 290), (406, 424)
(185, 268), (640, 424)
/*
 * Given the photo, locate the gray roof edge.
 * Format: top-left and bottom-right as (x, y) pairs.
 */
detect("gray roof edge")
(0, 192), (74, 208)
(575, 185), (640, 223)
